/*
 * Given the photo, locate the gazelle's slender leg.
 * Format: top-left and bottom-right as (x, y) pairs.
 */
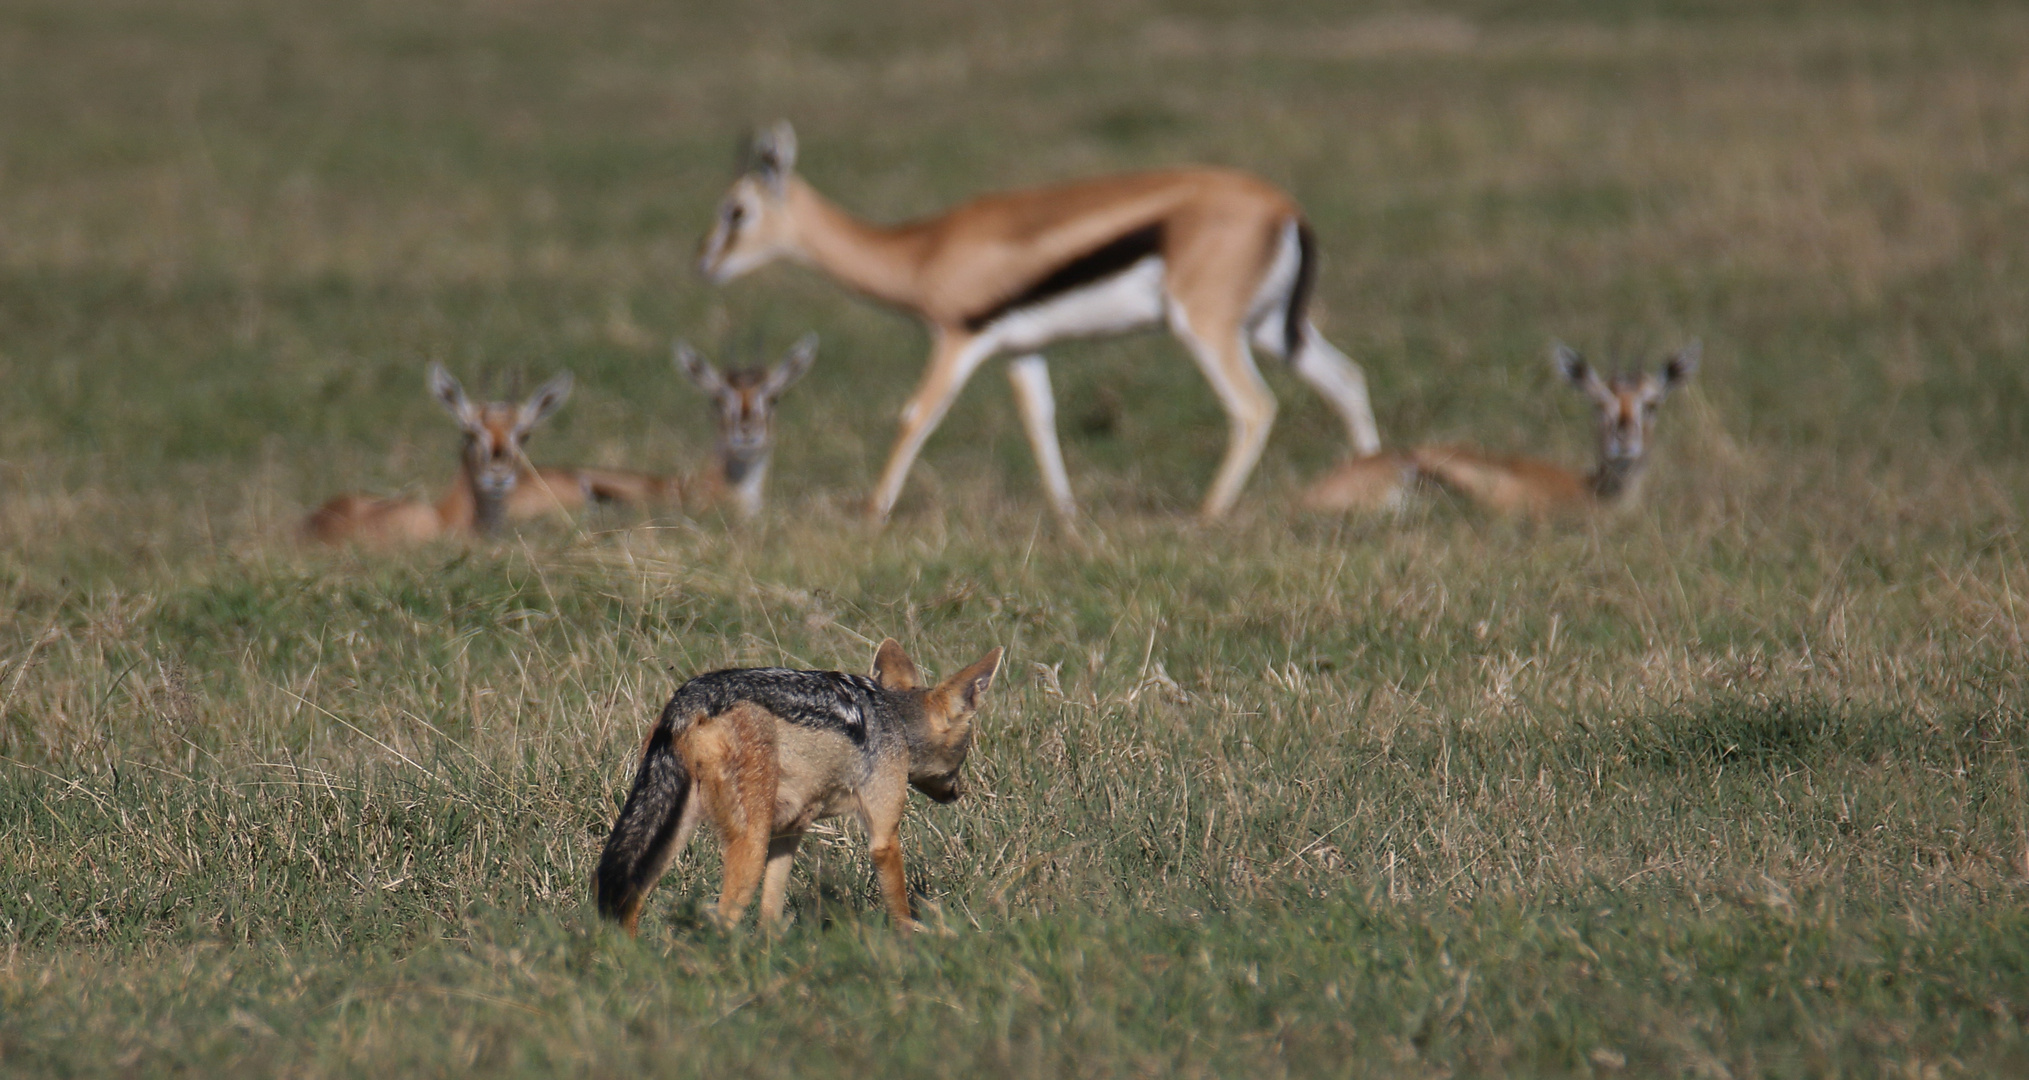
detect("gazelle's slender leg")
(1174, 312), (1277, 520)
(1007, 355), (1076, 522)
(869, 332), (993, 521)
(1285, 325), (1381, 456)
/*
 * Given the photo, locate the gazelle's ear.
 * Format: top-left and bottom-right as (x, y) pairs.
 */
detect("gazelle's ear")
(1551, 341), (1586, 384)
(674, 341), (727, 396)
(517, 371), (573, 434)
(1661, 340), (1701, 388)
(751, 121), (797, 194)
(763, 333), (818, 397)
(937, 646), (1004, 716)
(428, 364), (478, 427)
(872, 638), (923, 690)
(1552, 341), (1610, 401)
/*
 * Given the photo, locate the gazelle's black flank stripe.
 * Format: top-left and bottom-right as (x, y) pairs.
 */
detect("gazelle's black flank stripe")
(963, 223), (1166, 333)
(1283, 222), (1317, 360)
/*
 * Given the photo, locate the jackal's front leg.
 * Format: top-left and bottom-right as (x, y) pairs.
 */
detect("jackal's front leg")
(861, 798), (919, 931)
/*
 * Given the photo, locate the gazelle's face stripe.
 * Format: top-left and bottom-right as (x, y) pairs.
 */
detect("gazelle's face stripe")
(674, 337), (817, 519)
(699, 176), (791, 282)
(1588, 372), (1674, 465)
(712, 370), (781, 461)
(462, 404), (529, 501)
(429, 369), (571, 528)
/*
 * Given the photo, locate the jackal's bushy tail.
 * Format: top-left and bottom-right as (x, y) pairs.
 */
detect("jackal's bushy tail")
(593, 712), (693, 931)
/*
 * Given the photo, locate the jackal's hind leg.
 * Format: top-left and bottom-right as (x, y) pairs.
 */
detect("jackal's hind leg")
(759, 832), (804, 930)
(705, 715), (780, 929)
(712, 814), (771, 929)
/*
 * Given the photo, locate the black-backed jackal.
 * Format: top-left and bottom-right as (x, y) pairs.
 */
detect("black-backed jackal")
(593, 639), (1004, 933)
(1301, 342), (1699, 517)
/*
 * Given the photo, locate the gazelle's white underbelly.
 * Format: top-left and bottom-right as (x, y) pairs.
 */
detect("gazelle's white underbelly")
(980, 256), (1167, 352)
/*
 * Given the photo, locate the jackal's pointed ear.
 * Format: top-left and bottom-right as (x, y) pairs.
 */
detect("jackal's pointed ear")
(674, 341), (727, 396)
(428, 363), (479, 428)
(872, 638), (923, 690)
(763, 333), (818, 398)
(517, 371), (573, 435)
(939, 647), (1004, 715)
(751, 121), (797, 194)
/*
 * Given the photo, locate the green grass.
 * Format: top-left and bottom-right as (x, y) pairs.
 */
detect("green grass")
(4, 0), (2029, 1075)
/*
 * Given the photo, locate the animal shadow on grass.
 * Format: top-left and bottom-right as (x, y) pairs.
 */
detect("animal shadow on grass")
(640, 869), (892, 937)
(1585, 695), (1906, 773)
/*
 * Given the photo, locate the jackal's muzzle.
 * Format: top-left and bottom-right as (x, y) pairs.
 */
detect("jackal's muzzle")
(912, 772), (965, 804)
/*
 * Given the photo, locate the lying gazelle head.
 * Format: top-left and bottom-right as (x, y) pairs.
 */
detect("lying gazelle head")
(870, 638), (1004, 805)
(698, 121), (800, 283)
(427, 364), (573, 532)
(1553, 340), (1699, 493)
(673, 334), (818, 515)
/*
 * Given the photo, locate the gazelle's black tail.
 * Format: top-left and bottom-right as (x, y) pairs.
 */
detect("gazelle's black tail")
(1283, 222), (1318, 360)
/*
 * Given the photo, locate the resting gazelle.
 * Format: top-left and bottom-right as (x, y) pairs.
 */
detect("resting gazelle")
(673, 333), (817, 520)
(301, 366), (678, 545)
(698, 121), (1382, 523)
(1300, 342), (1700, 517)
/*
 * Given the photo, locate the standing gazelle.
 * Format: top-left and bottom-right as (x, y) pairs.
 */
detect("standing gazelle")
(673, 333), (817, 519)
(301, 366), (677, 545)
(1300, 342), (1700, 516)
(698, 122), (1382, 523)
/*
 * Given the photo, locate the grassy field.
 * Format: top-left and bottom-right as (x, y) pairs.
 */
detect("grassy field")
(4, 0), (2029, 1074)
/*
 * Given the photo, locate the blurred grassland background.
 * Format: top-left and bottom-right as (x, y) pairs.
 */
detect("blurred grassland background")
(3, 0), (2029, 1075)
